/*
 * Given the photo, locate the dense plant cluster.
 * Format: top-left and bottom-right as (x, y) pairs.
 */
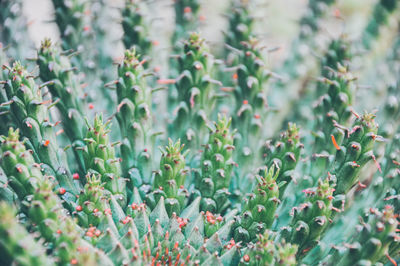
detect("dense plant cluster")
(0, 0), (400, 265)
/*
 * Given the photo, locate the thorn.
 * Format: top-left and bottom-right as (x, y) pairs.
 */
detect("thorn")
(371, 154), (382, 173)
(357, 181), (367, 189)
(386, 253), (397, 266)
(331, 134), (340, 150)
(157, 79), (175, 85)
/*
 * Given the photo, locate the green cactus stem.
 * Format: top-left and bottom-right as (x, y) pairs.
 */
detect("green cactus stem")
(239, 230), (297, 266)
(115, 48), (157, 189)
(193, 115), (236, 214)
(82, 114), (127, 207)
(147, 139), (189, 216)
(261, 123), (303, 197)
(2, 62), (80, 196)
(281, 178), (335, 257)
(233, 165), (280, 243)
(0, 202), (54, 266)
(37, 38), (87, 173)
(0, 128), (111, 265)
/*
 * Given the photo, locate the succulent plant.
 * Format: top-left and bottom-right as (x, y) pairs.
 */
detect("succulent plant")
(168, 33), (221, 158)
(0, 201), (54, 266)
(37, 38), (87, 173)
(1, 1), (399, 265)
(233, 166), (280, 243)
(193, 115), (236, 214)
(2, 62), (80, 197)
(51, 0), (90, 53)
(115, 48), (156, 188)
(147, 139), (189, 215)
(240, 230), (298, 266)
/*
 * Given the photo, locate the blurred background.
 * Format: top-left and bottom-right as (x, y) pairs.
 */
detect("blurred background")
(19, 0), (399, 106)
(2, 0), (399, 137)
(22, 0), (386, 62)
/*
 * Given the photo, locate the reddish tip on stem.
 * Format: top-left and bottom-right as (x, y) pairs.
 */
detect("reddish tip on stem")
(59, 187), (66, 195)
(73, 173), (80, 180)
(243, 254), (250, 262)
(76, 205), (83, 212)
(43, 140), (50, 147)
(331, 135), (340, 150)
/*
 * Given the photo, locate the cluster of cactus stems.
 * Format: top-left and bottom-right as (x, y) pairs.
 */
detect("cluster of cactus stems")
(1, 1), (400, 265)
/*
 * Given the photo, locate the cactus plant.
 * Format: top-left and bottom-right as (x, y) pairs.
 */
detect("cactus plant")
(1, 1), (400, 265)
(168, 33), (221, 158)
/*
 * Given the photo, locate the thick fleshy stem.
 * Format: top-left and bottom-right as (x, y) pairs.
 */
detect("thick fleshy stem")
(169, 33), (221, 159)
(332, 112), (379, 195)
(172, 0), (201, 46)
(0, 128), (111, 265)
(193, 115), (236, 214)
(2, 62), (80, 196)
(51, 0), (90, 55)
(307, 64), (356, 180)
(224, 0), (255, 54)
(239, 230), (298, 266)
(37, 38), (87, 174)
(326, 206), (399, 265)
(229, 39), (273, 194)
(115, 48), (157, 191)
(280, 178), (335, 257)
(0, 202), (54, 266)
(283, 36), (352, 127)
(82, 114), (127, 207)
(261, 123), (303, 197)
(233, 165), (280, 243)
(147, 139), (189, 216)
